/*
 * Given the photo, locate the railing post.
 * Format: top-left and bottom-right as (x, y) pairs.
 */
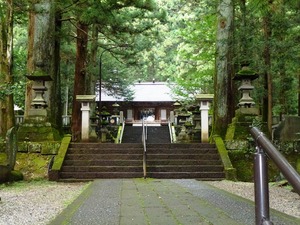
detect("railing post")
(251, 127), (300, 195)
(254, 146), (273, 225)
(142, 119), (147, 179)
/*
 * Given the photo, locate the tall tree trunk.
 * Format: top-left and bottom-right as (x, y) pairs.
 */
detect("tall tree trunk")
(213, 0), (234, 138)
(262, 1), (273, 134)
(71, 22), (88, 140)
(52, 10), (62, 129)
(298, 71), (300, 116)
(88, 24), (98, 95)
(25, 0), (57, 124)
(227, 0), (235, 124)
(0, 0), (15, 136)
(276, 4), (287, 120)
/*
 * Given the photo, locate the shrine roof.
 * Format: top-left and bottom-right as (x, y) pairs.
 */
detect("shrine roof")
(100, 82), (175, 102)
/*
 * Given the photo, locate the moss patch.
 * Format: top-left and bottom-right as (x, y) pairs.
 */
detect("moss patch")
(9, 170), (24, 182)
(0, 153), (8, 165)
(228, 150), (282, 182)
(228, 150), (254, 182)
(213, 136), (237, 180)
(18, 123), (62, 142)
(14, 153), (52, 180)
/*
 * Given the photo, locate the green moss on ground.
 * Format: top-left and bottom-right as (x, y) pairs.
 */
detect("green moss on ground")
(14, 153), (52, 180)
(228, 150), (254, 182)
(228, 150), (283, 182)
(9, 170), (24, 182)
(0, 153), (7, 165)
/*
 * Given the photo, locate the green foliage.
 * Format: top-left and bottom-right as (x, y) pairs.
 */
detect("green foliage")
(3, 0), (300, 125)
(233, 0), (300, 117)
(0, 80), (26, 107)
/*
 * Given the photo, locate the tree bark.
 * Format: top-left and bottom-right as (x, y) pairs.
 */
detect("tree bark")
(0, 0), (15, 136)
(213, 0), (234, 138)
(298, 71), (300, 116)
(71, 22), (88, 140)
(88, 24), (98, 95)
(52, 10), (62, 129)
(262, 1), (273, 134)
(25, 0), (58, 125)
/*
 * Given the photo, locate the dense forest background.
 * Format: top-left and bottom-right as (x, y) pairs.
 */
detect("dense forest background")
(0, 0), (299, 138)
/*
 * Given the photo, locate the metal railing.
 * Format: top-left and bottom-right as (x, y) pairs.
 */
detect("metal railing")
(142, 119), (148, 179)
(168, 120), (177, 143)
(117, 122), (126, 143)
(168, 121), (173, 143)
(250, 127), (300, 225)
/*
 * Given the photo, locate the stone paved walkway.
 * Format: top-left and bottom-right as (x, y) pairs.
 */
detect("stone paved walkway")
(48, 179), (300, 225)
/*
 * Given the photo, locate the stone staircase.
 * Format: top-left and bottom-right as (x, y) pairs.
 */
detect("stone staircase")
(121, 126), (142, 143)
(58, 142), (225, 181)
(59, 143), (144, 181)
(121, 125), (171, 143)
(146, 143), (225, 180)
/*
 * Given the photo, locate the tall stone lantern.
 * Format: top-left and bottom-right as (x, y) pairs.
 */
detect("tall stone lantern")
(18, 69), (60, 146)
(233, 64), (259, 115)
(25, 72), (52, 119)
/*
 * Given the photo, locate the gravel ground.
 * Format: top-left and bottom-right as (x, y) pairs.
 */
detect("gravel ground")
(0, 181), (89, 225)
(207, 180), (300, 219)
(0, 180), (299, 225)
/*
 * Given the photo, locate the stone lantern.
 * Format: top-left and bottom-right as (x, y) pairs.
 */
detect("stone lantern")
(100, 106), (111, 142)
(173, 100), (181, 125)
(25, 71), (52, 119)
(18, 68), (59, 145)
(233, 64), (259, 114)
(110, 102), (120, 125)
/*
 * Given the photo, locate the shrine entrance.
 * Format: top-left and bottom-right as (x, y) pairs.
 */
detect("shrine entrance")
(139, 108), (155, 121)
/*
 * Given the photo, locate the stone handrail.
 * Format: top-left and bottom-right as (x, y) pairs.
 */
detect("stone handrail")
(48, 135), (71, 181)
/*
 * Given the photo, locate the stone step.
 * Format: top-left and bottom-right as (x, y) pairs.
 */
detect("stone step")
(146, 143), (216, 149)
(65, 154), (143, 160)
(63, 160), (143, 167)
(65, 153), (220, 161)
(67, 148), (144, 154)
(59, 172), (144, 179)
(143, 159), (222, 166)
(61, 166), (143, 173)
(146, 172), (226, 179)
(146, 154), (221, 160)
(66, 148), (218, 155)
(147, 165), (224, 172)
(63, 159), (222, 167)
(61, 165), (223, 173)
(146, 148), (219, 154)
(69, 143), (142, 149)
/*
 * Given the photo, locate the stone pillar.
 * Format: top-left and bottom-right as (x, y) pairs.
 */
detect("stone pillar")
(76, 95), (96, 141)
(196, 94), (214, 143)
(119, 111), (124, 124)
(200, 101), (209, 142)
(170, 111), (175, 124)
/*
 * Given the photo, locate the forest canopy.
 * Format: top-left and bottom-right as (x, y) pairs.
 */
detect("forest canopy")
(0, 0), (299, 137)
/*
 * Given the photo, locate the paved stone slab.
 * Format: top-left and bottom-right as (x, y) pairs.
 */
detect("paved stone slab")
(48, 179), (300, 225)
